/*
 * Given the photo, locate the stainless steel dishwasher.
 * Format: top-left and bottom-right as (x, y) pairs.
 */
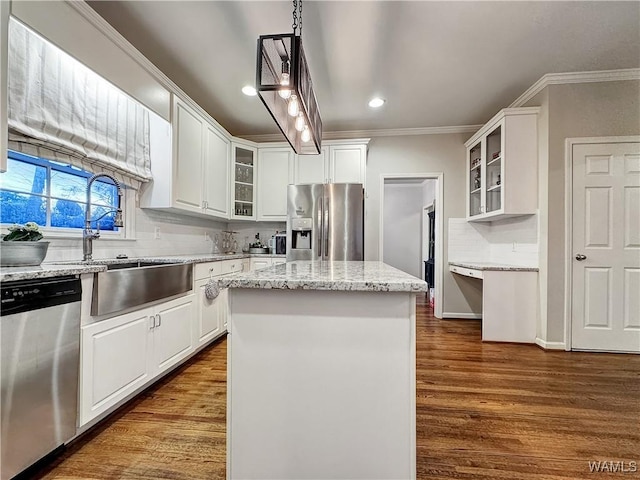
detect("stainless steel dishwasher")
(1, 276), (82, 480)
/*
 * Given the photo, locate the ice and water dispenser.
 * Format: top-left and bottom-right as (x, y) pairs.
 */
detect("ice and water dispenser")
(290, 218), (312, 250)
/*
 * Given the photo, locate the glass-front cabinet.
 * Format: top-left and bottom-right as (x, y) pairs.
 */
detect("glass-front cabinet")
(465, 108), (539, 222)
(231, 143), (257, 220)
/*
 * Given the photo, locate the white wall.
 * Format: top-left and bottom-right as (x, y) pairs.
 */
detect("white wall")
(365, 133), (482, 317)
(383, 183), (424, 278)
(524, 80), (640, 343)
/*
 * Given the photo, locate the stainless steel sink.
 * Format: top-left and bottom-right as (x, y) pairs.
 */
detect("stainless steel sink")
(91, 262), (193, 316)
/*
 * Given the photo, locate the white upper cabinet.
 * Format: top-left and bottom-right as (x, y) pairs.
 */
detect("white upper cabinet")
(0, 1), (9, 172)
(294, 141), (369, 187)
(204, 124), (230, 218)
(294, 147), (328, 184)
(141, 95), (231, 220)
(330, 144), (367, 185)
(465, 108), (539, 222)
(257, 147), (294, 221)
(174, 99), (205, 213)
(231, 143), (258, 220)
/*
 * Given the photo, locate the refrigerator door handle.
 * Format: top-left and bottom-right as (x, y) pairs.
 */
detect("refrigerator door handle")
(318, 195), (323, 258)
(324, 194), (330, 260)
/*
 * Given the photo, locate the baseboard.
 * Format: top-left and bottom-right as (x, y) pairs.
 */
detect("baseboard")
(442, 312), (482, 320)
(535, 338), (566, 350)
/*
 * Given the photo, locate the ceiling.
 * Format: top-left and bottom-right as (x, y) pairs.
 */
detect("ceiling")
(87, 1), (640, 139)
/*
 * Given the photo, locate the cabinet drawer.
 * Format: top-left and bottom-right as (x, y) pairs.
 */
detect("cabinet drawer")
(449, 265), (483, 279)
(219, 259), (241, 275)
(195, 262), (222, 280)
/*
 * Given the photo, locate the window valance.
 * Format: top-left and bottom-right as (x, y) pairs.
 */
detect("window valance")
(7, 19), (152, 189)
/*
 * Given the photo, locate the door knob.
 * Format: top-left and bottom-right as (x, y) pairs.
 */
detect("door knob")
(575, 254), (587, 261)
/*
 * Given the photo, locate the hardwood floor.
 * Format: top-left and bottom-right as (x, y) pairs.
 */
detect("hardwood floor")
(34, 296), (640, 480)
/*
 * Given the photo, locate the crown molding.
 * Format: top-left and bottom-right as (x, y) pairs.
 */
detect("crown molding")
(241, 125), (483, 143)
(510, 68), (640, 108)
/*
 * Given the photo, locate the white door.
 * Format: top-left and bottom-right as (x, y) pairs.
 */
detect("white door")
(195, 279), (223, 347)
(257, 148), (294, 221)
(80, 308), (152, 425)
(173, 99), (204, 212)
(295, 148), (328, 184)
(329, 145), (365, 184)
(203, 123), (230, 218)
(152, 295), (195, 373)
(571, 142), (640, 352)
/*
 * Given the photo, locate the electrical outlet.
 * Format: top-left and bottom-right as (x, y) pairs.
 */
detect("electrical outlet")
(512, 242), (517, 252)
(154, 227), (161, 240)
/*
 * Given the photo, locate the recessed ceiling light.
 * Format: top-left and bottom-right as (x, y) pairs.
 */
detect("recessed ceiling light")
(368, 97), (385, 108)
(242, 85), (257, 96)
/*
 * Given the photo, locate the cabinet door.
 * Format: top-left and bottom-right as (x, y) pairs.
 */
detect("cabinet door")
(231, 144), (257, 220)
(294, 147), (328, 184)
(220, 288), (229, 332)
(80, 309), (153, 425)
(195, 279), (223, 347)
(467, 140), (484, 218)
(204, 124), (230, 219)
(250, 258), (272, 271)
(173, 99), (204, 212)
(329, 145), (366, 185)
(484, 121), (504, 215)
(152, 295), (195, 375)
(257, 148), (294, 221)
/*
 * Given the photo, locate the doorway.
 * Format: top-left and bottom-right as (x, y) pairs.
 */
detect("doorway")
(380, 174), (443, 318)
(566, 137), (640, 353)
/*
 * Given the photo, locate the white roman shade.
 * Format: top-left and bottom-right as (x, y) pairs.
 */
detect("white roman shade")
(7, 19), (152, 188)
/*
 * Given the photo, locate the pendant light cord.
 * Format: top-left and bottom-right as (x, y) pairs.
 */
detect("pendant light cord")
(292, 0), (302, 37)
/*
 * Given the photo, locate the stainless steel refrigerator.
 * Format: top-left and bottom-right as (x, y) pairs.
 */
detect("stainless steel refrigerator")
(286, 183), (364, 261)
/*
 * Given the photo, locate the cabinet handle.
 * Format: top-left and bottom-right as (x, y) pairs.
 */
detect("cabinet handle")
(155, 314), (161, 328)
(149, 316), (156, 330)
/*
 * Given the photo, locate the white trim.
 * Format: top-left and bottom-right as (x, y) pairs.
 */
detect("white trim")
(465, 107), (541, 147)
(442, 313), (482, 320)
(563, 136), (640, 352)
(510, 68), (640, 108)
(242, 126), (482, 143)
(379, 173), (444, 319)
(535, 338), (566, 350)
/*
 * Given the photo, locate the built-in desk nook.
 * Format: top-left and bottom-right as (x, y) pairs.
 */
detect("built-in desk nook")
(449, 262), (539, 343)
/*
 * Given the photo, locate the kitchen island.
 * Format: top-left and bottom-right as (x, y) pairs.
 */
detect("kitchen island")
(219, 261), (427, 480)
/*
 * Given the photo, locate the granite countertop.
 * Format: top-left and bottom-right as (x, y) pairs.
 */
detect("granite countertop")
(449, 261), (538, 272)
(1, 253), (286, 282)
(218, 261), (428, 292)
(0, 264), (107, 282)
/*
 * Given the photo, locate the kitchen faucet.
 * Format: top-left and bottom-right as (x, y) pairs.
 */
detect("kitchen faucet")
(83, 173), (124, 261)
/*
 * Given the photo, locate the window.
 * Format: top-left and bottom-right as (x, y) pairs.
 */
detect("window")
(1, 151), (121, 233)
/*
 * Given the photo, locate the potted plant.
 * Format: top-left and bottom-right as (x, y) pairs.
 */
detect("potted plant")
(0, 222), (50, 266)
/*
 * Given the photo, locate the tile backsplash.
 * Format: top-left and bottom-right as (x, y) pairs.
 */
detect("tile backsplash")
(43, 200), (289, 262)
(448, 214), (539, 267)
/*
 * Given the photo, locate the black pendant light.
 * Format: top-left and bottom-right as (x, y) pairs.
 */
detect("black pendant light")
(256, 0), (321, 155)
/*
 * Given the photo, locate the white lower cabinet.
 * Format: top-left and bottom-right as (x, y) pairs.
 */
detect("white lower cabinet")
(250, 257), (285, 271)
(152, 296), (195, 372)
(250, 258), (271, 271)
(80, 294), (195, 426)
(195, 277), (224, 347)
